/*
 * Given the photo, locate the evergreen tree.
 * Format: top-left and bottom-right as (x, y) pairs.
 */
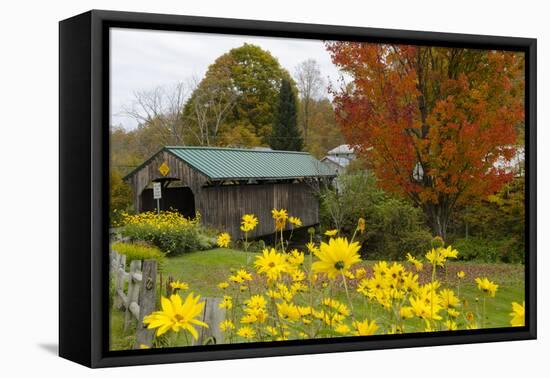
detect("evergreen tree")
(270, 79), (303, 151)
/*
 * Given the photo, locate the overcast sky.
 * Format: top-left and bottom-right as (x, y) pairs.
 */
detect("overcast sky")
(110, 28), (343, 130)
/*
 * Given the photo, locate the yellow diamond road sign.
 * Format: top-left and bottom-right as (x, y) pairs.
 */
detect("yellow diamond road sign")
(159, 162), (170, 176)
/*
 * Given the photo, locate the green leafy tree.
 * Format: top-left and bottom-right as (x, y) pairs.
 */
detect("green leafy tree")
(270, 79), (303, 151)
(110, 169), (133, 225)
(183, 44), (294, 145)
(302, 98), (346, 158)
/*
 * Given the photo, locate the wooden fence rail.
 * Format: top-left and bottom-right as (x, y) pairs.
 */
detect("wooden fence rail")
(110, 250), (157, 348)
(110, 249), (225, 348)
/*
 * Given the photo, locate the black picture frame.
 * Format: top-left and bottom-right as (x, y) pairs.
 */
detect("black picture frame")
(59, 9), (537, 368)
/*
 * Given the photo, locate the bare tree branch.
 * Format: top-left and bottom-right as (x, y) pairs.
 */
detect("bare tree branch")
(294, 59), (324, 146)
(119, 82), (193, 146)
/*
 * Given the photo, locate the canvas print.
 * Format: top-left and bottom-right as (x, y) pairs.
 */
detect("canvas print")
(109, 28), (526, 351)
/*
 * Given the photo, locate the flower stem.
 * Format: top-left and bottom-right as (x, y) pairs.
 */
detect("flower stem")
(341, 272), (355, 321)
(244, 232), (249, 266)
(350, 228), (358, 243)
(482, 297), (486, 328)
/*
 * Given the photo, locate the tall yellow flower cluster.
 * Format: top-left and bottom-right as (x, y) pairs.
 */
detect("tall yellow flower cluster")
(138, 210), (522, 349)
(214, 216), (513, 342)
(120, 210), (197, 229)
(118, 210), (203, 255)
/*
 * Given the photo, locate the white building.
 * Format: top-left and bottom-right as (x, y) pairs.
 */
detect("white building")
(321, 144), (356, 175)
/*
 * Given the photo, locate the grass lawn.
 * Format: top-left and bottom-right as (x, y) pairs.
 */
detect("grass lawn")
(110, 248), (525, 350)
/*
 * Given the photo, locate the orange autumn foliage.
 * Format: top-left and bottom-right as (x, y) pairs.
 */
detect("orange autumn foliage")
(325, 43), (524, 237)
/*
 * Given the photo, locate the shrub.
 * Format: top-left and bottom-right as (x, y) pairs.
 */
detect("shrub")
(453, 237), (524, 263)
(110, 170), (133, 226)
(119, 211), (215, 255)
(233, 238), (267, 253)
(320, 172), (432, 260)
(111, 241), (165, 265)
(448, 177), (525, 263)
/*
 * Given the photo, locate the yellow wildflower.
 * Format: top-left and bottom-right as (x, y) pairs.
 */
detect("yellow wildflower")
(445, 320), (458, 330)
(240, 314), (258, 324)
(240, 214), (258, 232)
(406, 253), (423, 271)
(291, 269), (305, 282)
(373, 261), (389, 278)
(217, 281), (229, 290)
(353, 319), (378, 336)
(276, 283), (294, 302)
(266, 289), (281, 299)
(344, 270), (355, 279)
(254, 248), (288, 280)
(324, 229), (338, 237)
(287, 249), (305, 267)
(402, 272), (420, 293)
(216, 232), (231, 248)
(291, 282), (308, 293)
(457, 271), (466, 279)
(400, 306), (414, 319)
(475, 277), (499, 297)
(357, 217), (366, 234)
(356, 279), (370, 297)
(335, 324), (351, 334)
(312, 237), (361, 279)
(306, 242), (319, 255)
(143, 293), (208, 339)
(277, 302), (301, 321)
(219, 320), (235, 332)
(410, 295), (442, 321)
(289, 216), (302, 227)
(440, 246), (458, 259)
(355, 267), (367, 280)
(219, 295), (233, 310)
(388, 262), (405, 281)
(170, 280), (189, 291)
(272, 208), (288, 230)
(439, 289), (460, 309)
(236, 269), (253, 281)
(265, 325), (279, 337)
(244, 294), (267, 310)
(297, 306), (312, 317)
(447, 308), (460, 318)
(228, 274), (244, 284)
(237, 326), (256, 339)
(426, 248), (446, 267)
(509, 302), (525, 327)
(322, 298), (350, 317)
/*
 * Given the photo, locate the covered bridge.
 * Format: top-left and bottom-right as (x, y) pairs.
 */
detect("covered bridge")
(123, 146), (336, 238)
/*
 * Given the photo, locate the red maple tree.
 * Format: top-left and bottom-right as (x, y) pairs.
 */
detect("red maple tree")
(325, 43), (525, 238)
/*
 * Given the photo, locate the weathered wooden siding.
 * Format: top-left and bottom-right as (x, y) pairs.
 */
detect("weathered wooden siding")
(128, 150), (209, 212)
(126, 149), (325, 238)
(198, 182), (319, 238)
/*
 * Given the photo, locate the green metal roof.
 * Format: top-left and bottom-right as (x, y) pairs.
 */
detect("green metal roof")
(164, 146), (335, 180)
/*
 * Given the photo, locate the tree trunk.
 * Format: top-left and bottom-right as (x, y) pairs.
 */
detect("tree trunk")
(425, 204), (450, 241)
